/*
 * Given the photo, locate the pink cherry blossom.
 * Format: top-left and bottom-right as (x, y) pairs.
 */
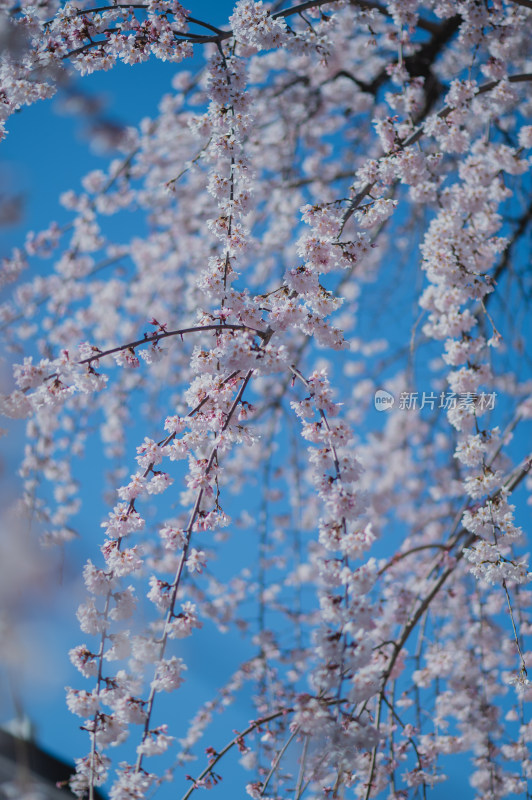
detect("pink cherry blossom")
(1, 2), (532, 799)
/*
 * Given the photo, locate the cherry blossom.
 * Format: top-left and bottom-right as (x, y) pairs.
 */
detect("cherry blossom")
(1, 1), (532, 799)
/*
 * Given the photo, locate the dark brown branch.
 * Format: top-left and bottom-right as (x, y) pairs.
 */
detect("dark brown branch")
(180, 696), (345, 800)
(38, 324), (267, 387)
(378, 544), (448, 576)
(272, 0), (339, 20)
(77, 323), (267, 366)
(348, 0), (448, 34)
(405, 72), (532, 147)
(186, 15), (224, 34)
(383, 452), (532, 683)
(486, 194), (532, 303)
(340, 72), (532, 231)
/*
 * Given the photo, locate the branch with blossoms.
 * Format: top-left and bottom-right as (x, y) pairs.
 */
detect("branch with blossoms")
(68, 366), (242, 796)
(340, 71), (532, 232)
(181, 701), (344, 800)
(362, 453), (532, 798)
(66, 322), (267, 373)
